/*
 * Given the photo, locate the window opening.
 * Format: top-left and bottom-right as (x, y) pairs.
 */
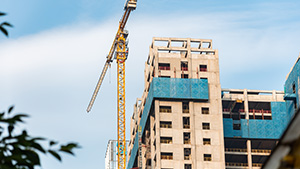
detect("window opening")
(233, 124), (241, 130)
(183, 117), (190, 129)
(184, 148), (191, 160)
(160, 137), (172, 144)
(204, 154), (212, 161)
(160, 121), (172, 128)
(185, 164), (192, 169)
(183, 132), (191, 144)
(159, 63), (170, 70)
(159, 76), (170, 78)
(181, 74), (188, 79)
(181, 62), (188, 71)
(202, 107), (209, 114)
(160, 106), (171, 113)
(202, 123), (210, 130)
(203, 138), (211, 145)
(293, 83), (296, 93)
(200, 65), (207, 72)
(182, 102), (189, 113)
(161, 152), (173, 160)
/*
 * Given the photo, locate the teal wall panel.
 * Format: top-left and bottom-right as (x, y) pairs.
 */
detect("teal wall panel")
(127, 77), (209, 169)
(223, 102), (290, 139)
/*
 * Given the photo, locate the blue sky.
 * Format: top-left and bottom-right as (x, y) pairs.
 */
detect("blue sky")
(1, 0), (300, 169)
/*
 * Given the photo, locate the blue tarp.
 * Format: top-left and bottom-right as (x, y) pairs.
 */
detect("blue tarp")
(223, 102), (291, 139)
(127, 77), (209, 169)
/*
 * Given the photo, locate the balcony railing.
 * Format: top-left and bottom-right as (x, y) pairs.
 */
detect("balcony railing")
(249, 109), (271, 114)
(161, 155), (173, 160)
(160, 108), (171, 113)
(184, 155), (191, 160)
(184, 140), (191, 144)
(181, 67), (188, 71)
(226, 162), (248, 167)
(251, 149), (271, 153)
(160, 124), (172, 128)
(159, 66), (170, 70)
(183, 109), (189, 113)
(225, 148), (247, 152)
(183, 124), (190, 129)
(161, 139), (172, 144)
(203, 141), (210, 145)
(204, 157), (211, 161)
(252, 163), (263, 167)
(200, 68), (207, 72)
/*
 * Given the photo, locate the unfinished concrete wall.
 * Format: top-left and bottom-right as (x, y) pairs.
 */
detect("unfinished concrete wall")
(128, 37), (225, 169)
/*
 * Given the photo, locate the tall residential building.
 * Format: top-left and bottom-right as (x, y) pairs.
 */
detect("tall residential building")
(128, 37), (225, 169)
(125, 37), (298, 169)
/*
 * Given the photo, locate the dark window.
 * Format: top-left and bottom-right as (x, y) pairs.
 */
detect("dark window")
(184, 148), (191, 160)
(202, 107), (209, 114)
(159, 63), (170, 70)
(181, 62), (188, 71)
(181, 74), (188, 79)
(161, 152), (173, 160)
(233, 124), (241, 130)
(202, 123), (210, 130)
(159, 76), (170, 78)
(160, 106), (171, 113)
(160, 121), (172, 128)
(185, 164), (192, 169)
(182, 102), (189, 113)
(160, 137), (172, 144)
(293, 83), (296, 93)
(183, 132), (191, 144)
(183, 117), (190, 129)
(223, 114), (230, 118)
(264, 116), (272, 120)
(200, 65), (207, 72)
(204, 154), (212, 161)
(203, 138), (211, 145)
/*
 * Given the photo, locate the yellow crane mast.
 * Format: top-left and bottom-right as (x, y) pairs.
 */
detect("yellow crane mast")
(86, 1), (137, 169)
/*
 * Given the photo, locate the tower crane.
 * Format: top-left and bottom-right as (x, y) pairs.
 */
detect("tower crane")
(86, 1), (137, 169)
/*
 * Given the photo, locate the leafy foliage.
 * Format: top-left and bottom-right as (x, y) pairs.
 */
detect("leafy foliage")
(0, 12), (13, 37)
(0, 106), (80, 169)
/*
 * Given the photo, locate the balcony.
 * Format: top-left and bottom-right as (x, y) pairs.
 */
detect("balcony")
(226, 162), (248, 167)
(159, 66), (170, 70)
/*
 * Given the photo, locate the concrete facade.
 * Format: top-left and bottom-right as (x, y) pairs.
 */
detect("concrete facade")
(126, 37), (298, 169)
(128, 37), (225, 169)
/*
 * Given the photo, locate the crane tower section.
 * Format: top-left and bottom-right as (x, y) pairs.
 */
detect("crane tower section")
(86, 1), (136, 169)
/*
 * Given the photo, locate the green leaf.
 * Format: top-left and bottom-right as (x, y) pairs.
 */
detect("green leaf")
(0, 12), (6, 16)
(59, 147), (74, 155)
(12, 114), (29, 123)
(59, 143), (80, 155)
(0, 26), (8, 37)
(23, 150), (41, 165)
(49, 140), (58, 146)
(8, 124), (14, 136)
(48, 150), (62, 161)
(31, 142), (46, 153)
(8, 106), (14, 114)
(2, 22), (13, 27)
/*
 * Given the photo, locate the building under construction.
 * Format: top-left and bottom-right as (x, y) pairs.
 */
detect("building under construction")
(104, 37), (300, 169)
